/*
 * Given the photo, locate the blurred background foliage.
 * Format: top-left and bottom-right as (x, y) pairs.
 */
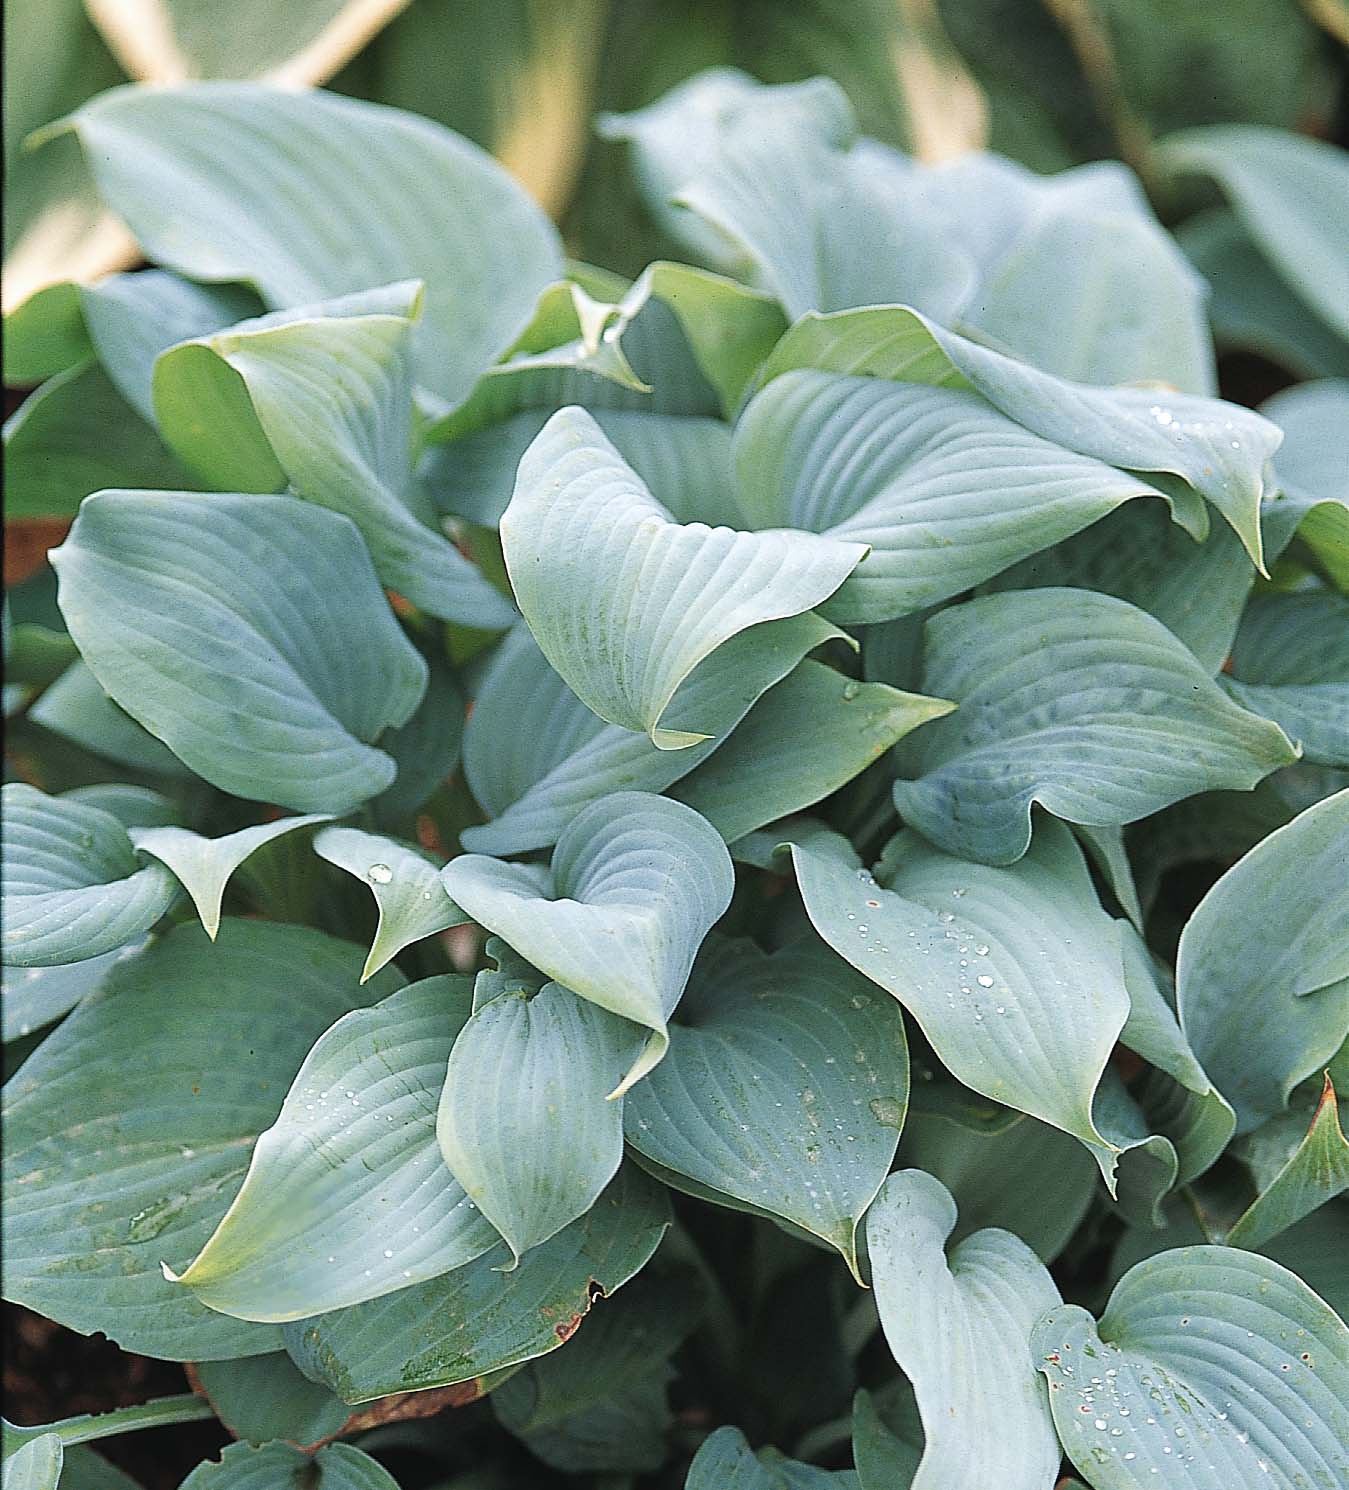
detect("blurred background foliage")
(6, 0), (1346, 312)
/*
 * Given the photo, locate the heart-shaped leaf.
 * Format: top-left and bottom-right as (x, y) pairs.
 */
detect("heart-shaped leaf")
(437, 981), (643, 1262)
(132, 815), (331, 940)
(462, 614), (839, 856)
(793, 819), (1129, 1172)
(1178, 789), (1349, 1133)
(443, 792), (734, 1096)
(759, 304), (1283, 568)
(500, 406), (865, 748)
(1, 920), (401, 1360)
(51, 490), (428, 814)
(27, 659), (192, 778)
(313, 826), (468, 981)
(669, 661), (954, 843)
(734, 370), (1193, 623)
(283, 1164), (670, 1403)
(868, 1170), (1063, 1490)
(170, 975), (498, 1321)
(153, 284), (515, 628)
(682, 1426), (858, 1488)
(892, 588), (1297, 865)
(623, 935), (908, 1279)
(1, 784), (180, 967)
(1034, 1246), (1349, 1489)
(64, 83), (563, 407)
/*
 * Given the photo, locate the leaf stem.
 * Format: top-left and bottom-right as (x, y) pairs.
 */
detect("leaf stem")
(3, 1393), (215, 1453)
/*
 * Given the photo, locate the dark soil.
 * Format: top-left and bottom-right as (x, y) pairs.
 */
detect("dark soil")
(3, 1304), (231, 1488)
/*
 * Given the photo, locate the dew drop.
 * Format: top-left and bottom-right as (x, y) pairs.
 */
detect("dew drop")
(366, 863), (393, 885)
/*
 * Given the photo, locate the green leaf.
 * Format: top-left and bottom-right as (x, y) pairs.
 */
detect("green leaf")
(171, 974), (498, 1322)
(132, 815), (331, 940)
(1178, 789), (1349, 1132)
(80, 269), (260, 422)
(59, 785), (181, 831)
(28, 660), (192, 778)
(1, 919), (401, 1359)
(670, 661), (953, 842)
(3, 280), (91, 385)
(461, 614), (840, 856)
(443, 792), (734, 1097)
(52, 1447), (137, 1490)
(851, 1390), (920, 1490)
(896, 1084), (1098, 1263)
(868, 1170), (1062, 1490)
(437, 981), (642, 1262)
(313, 826), (468, 981)
(601, 71), (972, 322)
(683, 1427), (858, 1489)
(178, 1441), (399, 1490)
(624, 935), (907, 1279)
(1034, 1246), (1349, 1489)
(2, 1433), (61, 1490)
(1159, 124), (1349, 342)
(892, 588), (1297, 865)
(283, 1164), (670, 1403)
(1117, 924), (1236, 1187)
(982, 498), (1254, 675)
(1227, 1075), (1349, 1251)
(501, 406), (865, 747)
(1, 942), (133, 1042)
(51, 490), (429, 814)
(369, 648), (464, 826)
(1261, 379), (1349, 590)
(492, 1267), (701, 1473)
(1, 783), (180, 967)
(471, 937), (547, 1013)
(734, 369), (1194, 624)
(1221, 592), (1349, 767)
(191, 1352), (348, 1449)
(794, 819), (1128, 1173)
(153, 284), (515, 628)
(969, 189), (1215, 394)
(430, 407), (736, 533)
(2, 360), (196, 519)
(1178, 209), (1349, 381)
(759, 304), (1282, 569)
(65, 82), (563, 408)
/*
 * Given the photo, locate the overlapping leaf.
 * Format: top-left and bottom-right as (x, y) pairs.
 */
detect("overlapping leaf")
(1, 920), (401, 1359)
(132, 815), (330, 940)
(1, 784), (180, 967)
(892, 588), (1296, 864)
(1034, 1246), (1349, 1489)
(169, 975), (498, 1321)
(282, 1164), (670, 1403)
(868, 1170), (1062, 1490)
(625, 936), (908, 1277)
(51, 490), (428, 813)
(178, 1441), (399, 1490)
(1178, 789), (1349, 1132)
(1221, 592), (1349, 766)
(794, 820), (1128, 1173)
(501, 407), (865, 747)
(669, 661), (953, 843)
(759, 304), (1282, 567)
(443, 793), (733, 1096)
(437, 982), (642, 1261)
(734, 370), (1191, 623)
(461, 614), (840, 856)
(313, 826), (468, 981)
(63, 83), (563, 406)
(153, 283), (515, 627)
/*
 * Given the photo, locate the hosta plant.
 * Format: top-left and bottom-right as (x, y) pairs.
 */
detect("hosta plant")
(4, 62), (1349, 1490)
